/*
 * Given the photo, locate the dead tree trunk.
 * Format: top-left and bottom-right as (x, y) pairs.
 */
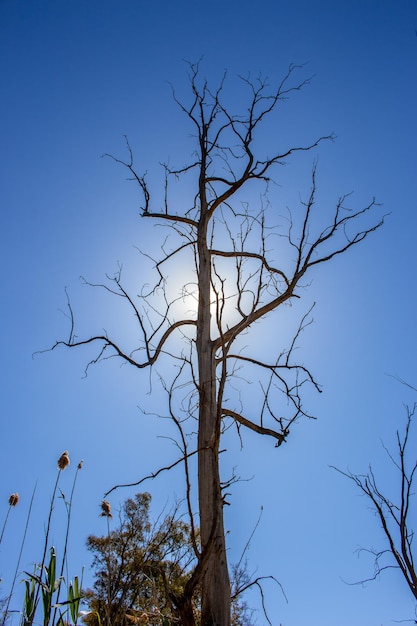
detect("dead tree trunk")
(52, 62), (384, 625)
(196, 169), (231, 623)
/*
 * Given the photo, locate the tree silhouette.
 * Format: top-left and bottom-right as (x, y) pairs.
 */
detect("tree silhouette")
(53, 62), (383, 625)
(334, 387), (417, 608)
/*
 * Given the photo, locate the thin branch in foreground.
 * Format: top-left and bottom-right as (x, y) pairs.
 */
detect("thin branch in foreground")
(332, 399), (417, 601)
(103, 449), (202, 498)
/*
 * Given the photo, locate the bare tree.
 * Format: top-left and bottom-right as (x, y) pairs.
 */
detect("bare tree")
(333, 396), (417, 606)
(51, 63), (383, 625)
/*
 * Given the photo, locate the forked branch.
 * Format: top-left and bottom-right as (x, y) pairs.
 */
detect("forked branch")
(333, 402), (417, 600)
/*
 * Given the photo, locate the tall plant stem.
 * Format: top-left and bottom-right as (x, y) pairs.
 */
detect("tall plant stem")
(52, 462), (83, 625)
(0, 508), (12, 547)
(1, 484), (37, 626)
(32, 469), (63, 617)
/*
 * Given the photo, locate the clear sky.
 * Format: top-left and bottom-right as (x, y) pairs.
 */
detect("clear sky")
(1, 1), (417, 625)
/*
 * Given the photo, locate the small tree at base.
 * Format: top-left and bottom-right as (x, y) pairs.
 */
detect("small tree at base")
(84, 492), (256, 626)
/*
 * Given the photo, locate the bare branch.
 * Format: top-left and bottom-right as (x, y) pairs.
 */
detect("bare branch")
(222, 408), (288, 446)
(50, 316), (196, 372)
(104, 449), (200, 499)
(54, 63), (383, 625)
(332, 400), (417, 601)
(103, 135), (150, 214)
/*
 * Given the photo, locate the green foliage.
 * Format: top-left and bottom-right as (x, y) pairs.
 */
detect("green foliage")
(21, 549), (82, 626)
(2, 462), (256, 626)
(84, 492), (195, 625)
(21, 578), (37, 626)
(1, 452), (84, 626)
(84, 493), (256, 626)
(68, 575), (82, 626)
(42, 548), (60, 626)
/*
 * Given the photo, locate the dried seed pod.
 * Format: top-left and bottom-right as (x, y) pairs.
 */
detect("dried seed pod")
(57, 451), (70, 470)
(100, 500), (112, 518)
(8, 493), (19, 507)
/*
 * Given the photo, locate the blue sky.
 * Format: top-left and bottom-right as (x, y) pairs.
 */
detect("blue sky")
(1, 1), (417, 624)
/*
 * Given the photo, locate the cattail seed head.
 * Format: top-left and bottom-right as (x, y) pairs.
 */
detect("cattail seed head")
(58, 450), (70, 470)
(8, 493), (19, 507)
(100, 500), (112, 518)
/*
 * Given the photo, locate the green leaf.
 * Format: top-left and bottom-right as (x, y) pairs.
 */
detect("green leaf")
(45, 547), (57, 588)
(41, 547), (58, 626)
(68, 576), (82, 625)
(21, 578), (38, 626)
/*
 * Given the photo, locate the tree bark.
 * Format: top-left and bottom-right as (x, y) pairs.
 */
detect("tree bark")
(196, 166), (231, 625)
(197, 343), (231, 625)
